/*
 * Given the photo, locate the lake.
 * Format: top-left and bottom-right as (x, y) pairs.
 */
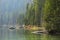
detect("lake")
(0, 26), (60, 40)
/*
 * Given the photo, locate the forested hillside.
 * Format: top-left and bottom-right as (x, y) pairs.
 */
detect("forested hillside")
(18, 0), (60, 33)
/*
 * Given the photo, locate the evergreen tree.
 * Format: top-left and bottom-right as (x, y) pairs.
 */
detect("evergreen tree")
(24, 0), (44, 27)
(43, 0), (60, 31)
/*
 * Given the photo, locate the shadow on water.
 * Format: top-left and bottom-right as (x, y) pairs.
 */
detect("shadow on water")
(24, 31), (60, 40)
(16, 29), (60, 40)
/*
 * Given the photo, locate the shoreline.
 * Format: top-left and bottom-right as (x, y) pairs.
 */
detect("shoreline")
(24, 25), (60, 35)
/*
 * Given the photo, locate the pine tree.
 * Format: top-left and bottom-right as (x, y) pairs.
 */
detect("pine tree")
(43, 0), (60, 31)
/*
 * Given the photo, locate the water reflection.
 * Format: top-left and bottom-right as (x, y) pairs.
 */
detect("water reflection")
(0, 26), (60, 40)
(23, 30), (60, 40)
(41, 34), (60, 40)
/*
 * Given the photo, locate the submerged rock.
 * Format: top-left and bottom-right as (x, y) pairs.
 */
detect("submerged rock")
(9, 27), (15, 29)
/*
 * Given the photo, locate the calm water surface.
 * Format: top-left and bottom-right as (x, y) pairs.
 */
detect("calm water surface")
(0, 26), (60, 40)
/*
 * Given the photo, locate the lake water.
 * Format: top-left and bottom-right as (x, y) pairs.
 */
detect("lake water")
(0, 26), (60, 40)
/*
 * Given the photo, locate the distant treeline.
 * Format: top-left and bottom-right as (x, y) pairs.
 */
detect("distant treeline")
(17, 13), (25, 25)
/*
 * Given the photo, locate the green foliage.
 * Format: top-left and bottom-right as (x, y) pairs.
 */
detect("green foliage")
(24, 4), (35, 25)
(43, 0), (60, 31)
(24, 0), (43, 27)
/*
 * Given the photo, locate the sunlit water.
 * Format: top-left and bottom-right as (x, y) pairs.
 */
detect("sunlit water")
(0, 26), (60, 40)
